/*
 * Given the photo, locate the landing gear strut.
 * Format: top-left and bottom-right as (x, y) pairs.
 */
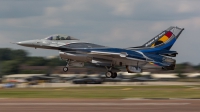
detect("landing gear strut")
(63, 59), (70, 72)
(105, 66), (118, 78)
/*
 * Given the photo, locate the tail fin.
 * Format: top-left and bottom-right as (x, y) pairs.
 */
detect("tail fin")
(143, 26), (184, 50)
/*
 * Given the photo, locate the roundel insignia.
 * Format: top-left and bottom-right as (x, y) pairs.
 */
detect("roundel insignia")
(165, 31), (173, 38)
(152, 31), (173, 47)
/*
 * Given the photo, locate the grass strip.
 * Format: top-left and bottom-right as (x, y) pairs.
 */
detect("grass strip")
(0, 86), (200, 99)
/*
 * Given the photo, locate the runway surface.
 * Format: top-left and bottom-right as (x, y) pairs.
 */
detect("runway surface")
(1, 81), (200, 88)
(0, 98), (200, 112)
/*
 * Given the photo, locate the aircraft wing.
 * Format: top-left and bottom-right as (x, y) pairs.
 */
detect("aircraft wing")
(88, 50), (174, 68)
(89, 51), (128, 58)
(88, 51), (143, 67)
(89, 50), (153, 61)
(88, 50), (148, 65)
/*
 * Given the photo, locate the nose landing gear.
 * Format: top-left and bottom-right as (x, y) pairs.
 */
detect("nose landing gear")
(63, 67), (69, 72)
(63, 60), (70, 72)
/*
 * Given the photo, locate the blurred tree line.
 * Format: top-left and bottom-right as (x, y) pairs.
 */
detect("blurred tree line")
(0, 48), (200, 77)
(0, 48), (66, 76)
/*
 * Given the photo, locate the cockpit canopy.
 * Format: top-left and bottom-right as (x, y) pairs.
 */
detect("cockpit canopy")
(45, 34), (79, 40)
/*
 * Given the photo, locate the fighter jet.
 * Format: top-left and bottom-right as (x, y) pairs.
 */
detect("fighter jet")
(16, 26), (184, 78)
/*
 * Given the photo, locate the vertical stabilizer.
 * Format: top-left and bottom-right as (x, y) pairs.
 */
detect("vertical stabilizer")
(143, 26), (184, 50)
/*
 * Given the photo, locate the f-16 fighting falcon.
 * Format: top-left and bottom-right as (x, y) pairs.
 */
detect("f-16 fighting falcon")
(16, 26), (184, 78)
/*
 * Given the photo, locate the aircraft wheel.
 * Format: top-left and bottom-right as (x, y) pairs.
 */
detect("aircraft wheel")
(63, 67), (69, 72)
(111, 72), (117, 78)
(105, 71), (113, 78)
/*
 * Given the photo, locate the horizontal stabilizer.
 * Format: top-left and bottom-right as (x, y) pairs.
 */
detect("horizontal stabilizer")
(157, 50), (178, 57)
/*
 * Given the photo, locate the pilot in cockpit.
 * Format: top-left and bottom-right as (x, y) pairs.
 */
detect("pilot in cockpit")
(45, 35), (79, 40)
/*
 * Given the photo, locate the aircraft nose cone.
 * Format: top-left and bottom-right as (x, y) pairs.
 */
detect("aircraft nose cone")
(17, 42), (23, 45)
(17, 41), (34, 47)
(17, 41), (27, 46)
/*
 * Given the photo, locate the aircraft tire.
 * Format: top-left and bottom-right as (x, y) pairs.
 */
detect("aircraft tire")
(105, 71), (113, 78)
(63, 67), (69, 72)
(111, 72), (117, 78)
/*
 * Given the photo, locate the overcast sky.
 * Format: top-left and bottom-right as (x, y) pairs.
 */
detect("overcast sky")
(0, 0), (200, 65)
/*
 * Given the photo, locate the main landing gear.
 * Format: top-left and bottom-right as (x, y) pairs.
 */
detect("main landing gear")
(105, 66), (117, 78)
(63, 59), (70, 72)
(105, 71), (117, 78)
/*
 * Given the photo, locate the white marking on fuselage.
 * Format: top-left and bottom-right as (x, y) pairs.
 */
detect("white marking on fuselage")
(135, 51), (153, 62)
